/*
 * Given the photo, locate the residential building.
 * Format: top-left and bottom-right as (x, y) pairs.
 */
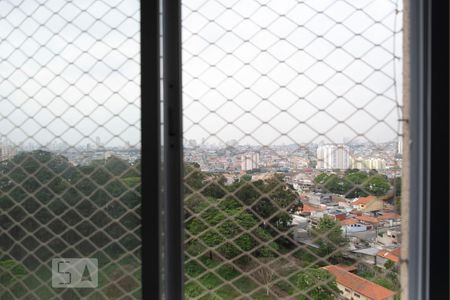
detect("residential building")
(377, 212), (401, 227)
(316, 144), (350, 169)
(352, 196), (384, 212)
(377, 230), (401, 247)
(240, 152), (260, 171)
(323, 265), (396, 300)
(350, 248), (380, 265)
(376, 247), (400, 268)
(0, 143), (16, 162)
(354, 215), (380, 228)
(351, 157), (387, 170)
(341, 218), (370, 234)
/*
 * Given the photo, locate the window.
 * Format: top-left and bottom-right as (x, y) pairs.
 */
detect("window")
(180, 0), (404, 299)
(0, 1), (142, 299)
(0, 0), (447, 299)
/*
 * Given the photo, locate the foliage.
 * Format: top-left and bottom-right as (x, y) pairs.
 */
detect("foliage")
(295, 268), (340, 300)
(314, 170), (392, 198)
(394, 196), (401, 213)
(0, 151), (141, 275)
(390, 177), (402, 197)
(184, 162), (206, 193)
(255, 259), (276, 296)
(311, 216), (348, 259)
(363, 175), (390, 196)
(374, 277), (397, 292)
(185, 281), (205, 298)
(216, 264), (240, 280)
(183, 167), (303, 298)
(0, 260), (26, 287)
(384, 260), (396, 270)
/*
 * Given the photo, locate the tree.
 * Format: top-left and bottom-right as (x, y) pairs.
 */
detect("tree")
(295, 268), (340, 300)
(255, 263), (275, 296)
(0, 151), (141, 265)
(364, 175), (390, 196)
(184, 162), (205, 193)
(314, 173), (330, 184)
(394, 197), (401, 213)
(391, 176), (402, 197)
(311, 216), (348, 260)
(0, 260), (26, 287)
(344, 168), (361, 175)
(345, 171), (368, 185)
(323, 174), (351, 195)
(384, 260), (396, 270)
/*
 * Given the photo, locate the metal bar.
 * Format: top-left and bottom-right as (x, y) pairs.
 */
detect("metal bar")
(429, 0), (450, 298)
(162, 0), (184, 298)
(141, 0), (161, 298)
(408, 0), (430, 299)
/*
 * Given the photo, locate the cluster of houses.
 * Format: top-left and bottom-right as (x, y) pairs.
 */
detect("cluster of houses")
(292, 195), (401, 299)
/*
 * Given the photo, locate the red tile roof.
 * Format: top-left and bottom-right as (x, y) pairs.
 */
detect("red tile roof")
(353, 195), (377, 205)
(390, 247), (401, 257)
(323, 265), (396, 300)
(300, 203), (324, 213)
(340, 218), (358, 226)
(377, 247), (400, 263)
(355, 215), (380, 224)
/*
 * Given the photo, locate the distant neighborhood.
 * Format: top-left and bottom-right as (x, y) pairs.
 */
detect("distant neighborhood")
(184, 140), (402, 299)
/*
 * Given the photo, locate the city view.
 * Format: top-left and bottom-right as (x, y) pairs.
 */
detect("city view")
(181, 0), (404, 299)
(183, 139), (402, 299)
(0, 0), (405, 299)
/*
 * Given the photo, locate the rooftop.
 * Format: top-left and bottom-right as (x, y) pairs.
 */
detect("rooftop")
(353, 195), (378, 205)
(378, 212), (401, 220)
(323, 265), (397, 300)
(377, 247), (400, 263)
(300, 203), (324, 213)
(356, 215), (380, 224)
(340, 218), (359, 226)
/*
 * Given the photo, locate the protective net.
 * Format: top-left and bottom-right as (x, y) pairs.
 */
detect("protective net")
(182, 0), (404, 299)
(0, 0), (141, 299)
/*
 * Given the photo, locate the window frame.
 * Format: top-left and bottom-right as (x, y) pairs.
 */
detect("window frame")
(152, 0), (450, 299)
(141, 0), (161, 299)
(408, 0), (449, 299)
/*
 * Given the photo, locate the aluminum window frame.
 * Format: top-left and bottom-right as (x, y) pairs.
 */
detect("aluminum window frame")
(407, 0), (449, 299)
(153, 0), (450, 299)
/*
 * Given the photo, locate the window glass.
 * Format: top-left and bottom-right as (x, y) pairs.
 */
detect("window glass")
(182, 0), (403, 299)
(0, 1), (141, 299)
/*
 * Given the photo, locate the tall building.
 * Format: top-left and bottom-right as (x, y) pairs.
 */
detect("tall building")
(316, 144), (350, 169)
(240, 152), (260, 171)
(0, 142), (17, 162)
(351, 157), (386, 170)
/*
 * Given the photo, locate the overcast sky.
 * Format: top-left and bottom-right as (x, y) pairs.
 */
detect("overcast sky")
(182, 0), (403, 146)
(0, 0), (140, 148)
(0, 0), (402, 148)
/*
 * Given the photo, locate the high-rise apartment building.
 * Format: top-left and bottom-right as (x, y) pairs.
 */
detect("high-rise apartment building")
(0, 143), (16, 162)
(316, 144), (351, 169)
(351, 157), (386, 170)
(240, 152), (260, 171)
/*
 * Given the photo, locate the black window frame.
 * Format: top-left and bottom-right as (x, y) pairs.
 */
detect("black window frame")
(409, 0), (449, 299)
(140, 0), (161, 299)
